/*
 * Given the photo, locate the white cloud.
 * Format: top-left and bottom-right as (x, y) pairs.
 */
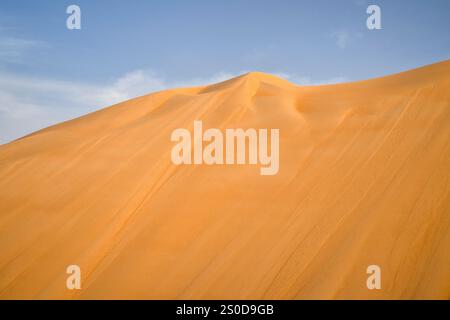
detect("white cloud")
(103, 70), (166, 102)
(274, 72), (347, 86)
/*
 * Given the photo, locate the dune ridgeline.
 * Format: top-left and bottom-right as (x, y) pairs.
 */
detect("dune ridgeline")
(0, 60), (449, 299)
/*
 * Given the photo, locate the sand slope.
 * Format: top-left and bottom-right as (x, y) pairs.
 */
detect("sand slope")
(0, 61), (449, 299)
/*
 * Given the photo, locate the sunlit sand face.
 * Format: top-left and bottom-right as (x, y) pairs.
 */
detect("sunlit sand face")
(0, 61), (449, 299)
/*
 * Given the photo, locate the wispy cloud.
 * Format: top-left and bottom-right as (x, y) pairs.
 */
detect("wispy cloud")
(331, 30), (351, 49)
(330, 29), (364, 49)
(274, 72), (348, 86)
(0, 37), (43, 64)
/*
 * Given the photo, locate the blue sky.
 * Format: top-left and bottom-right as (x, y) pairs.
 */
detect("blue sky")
(0, 0), (449, 143)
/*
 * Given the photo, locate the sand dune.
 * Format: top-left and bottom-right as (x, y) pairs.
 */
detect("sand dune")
(0, 60), (449, 299)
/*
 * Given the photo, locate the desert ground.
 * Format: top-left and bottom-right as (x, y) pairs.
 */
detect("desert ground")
(0, 60), (449, 299)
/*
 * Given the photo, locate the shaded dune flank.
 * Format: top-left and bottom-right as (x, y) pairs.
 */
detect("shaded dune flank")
(0, 61), (449, 299)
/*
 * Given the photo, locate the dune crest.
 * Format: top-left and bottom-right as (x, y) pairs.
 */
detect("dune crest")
(0, 61), (449, 299)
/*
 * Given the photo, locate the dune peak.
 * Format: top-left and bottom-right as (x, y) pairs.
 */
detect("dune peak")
(0, 60), (449, 299)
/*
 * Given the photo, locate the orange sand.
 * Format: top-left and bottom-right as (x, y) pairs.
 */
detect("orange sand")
(0, 60), (449, 299)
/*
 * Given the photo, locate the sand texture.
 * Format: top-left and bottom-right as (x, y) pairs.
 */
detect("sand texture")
(0, 60), (449, 299)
